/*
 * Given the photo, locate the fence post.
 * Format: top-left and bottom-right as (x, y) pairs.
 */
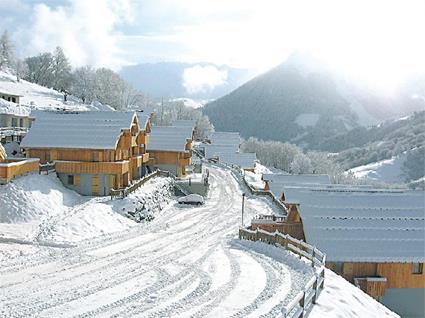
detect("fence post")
(299, 291), (306, 318)
(313, 276), (318, 304)
(312, 248), (316, 268)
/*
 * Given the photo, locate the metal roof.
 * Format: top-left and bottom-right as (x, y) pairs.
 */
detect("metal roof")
(21, 111), (136, 150)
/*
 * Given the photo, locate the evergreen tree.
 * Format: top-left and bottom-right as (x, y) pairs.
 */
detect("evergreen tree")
(52, 46), (72, 92)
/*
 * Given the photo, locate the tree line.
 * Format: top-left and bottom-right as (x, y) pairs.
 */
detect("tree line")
(0, 30), (145, 110)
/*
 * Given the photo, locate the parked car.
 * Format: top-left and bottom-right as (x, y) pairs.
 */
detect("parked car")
(178, 194), (205, 206)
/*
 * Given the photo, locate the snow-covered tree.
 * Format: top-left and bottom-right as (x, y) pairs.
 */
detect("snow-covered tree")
(24, 52), (55, 86)
(0, 30), (16, 71)
(13, 59), (28, 82)
(290, 153), (313, 174)
(52, 46), (72, 92)
(71, 66), (96, 104)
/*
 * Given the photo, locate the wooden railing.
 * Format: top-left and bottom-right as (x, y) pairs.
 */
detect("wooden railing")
(239, 228), (326, 318)
(39, 162), (56, 174)
(0, 127), (28, 138)
(110, 170), (160, 199)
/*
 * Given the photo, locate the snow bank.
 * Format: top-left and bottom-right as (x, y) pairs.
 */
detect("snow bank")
(0, 173), (174, 243)
(0, 174), (80, 223)
(310, 269), (399, 318)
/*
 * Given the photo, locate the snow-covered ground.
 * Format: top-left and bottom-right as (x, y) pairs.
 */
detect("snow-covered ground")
(0, 71), (112, 116)
(0, 166), (397, 317)
(349, 153), (407, 184)
(0, 173), (173, 243)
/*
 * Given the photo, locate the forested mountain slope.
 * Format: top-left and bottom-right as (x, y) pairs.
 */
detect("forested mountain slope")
(203, 53), (425, 148)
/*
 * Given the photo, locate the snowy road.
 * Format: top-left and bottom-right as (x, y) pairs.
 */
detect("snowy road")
(0, 167), (313, 318)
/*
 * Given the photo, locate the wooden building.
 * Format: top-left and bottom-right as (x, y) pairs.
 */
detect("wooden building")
(0, 144), (39, 184)
(254, 178), (425, 318)
(20, 111), (151, 196)
(147, 125), (194, 177)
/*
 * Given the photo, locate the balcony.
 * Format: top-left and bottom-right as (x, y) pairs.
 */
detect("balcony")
(0, 158), (40, 184)
(354, 277), (387, 298)
(55, 160), (129, 175)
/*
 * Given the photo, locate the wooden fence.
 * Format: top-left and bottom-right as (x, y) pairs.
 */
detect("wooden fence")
(110, 169), (174, 199)
(239, 228), (326, 318)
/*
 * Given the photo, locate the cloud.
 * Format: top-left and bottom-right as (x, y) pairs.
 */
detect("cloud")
(27, 0), (134, 69)
(183, 65), (228, 95)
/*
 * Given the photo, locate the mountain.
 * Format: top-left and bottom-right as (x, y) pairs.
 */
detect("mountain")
(120, 62), (253, 100)
(202, 52), (425, 148)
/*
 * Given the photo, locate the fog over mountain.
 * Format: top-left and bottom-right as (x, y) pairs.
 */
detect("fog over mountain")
(203, 52), (425, 148)
(120, 62), (254, 100)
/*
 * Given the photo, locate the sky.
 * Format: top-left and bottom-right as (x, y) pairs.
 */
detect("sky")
(1, 0), (425, 93)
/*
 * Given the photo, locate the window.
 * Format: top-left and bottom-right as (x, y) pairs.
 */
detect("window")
(413, 263), (423, 274)
(11, 118), (18, 127)
(19, 118), (23, 127)
(12, 97), (16, 103)
(67, 175), (74, 185)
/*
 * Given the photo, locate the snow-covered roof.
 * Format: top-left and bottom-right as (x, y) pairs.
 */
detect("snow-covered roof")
(263, 174), (331, 185)
(209, 131), (241, 145)
(0, 89), (23, 97)
(203, 144), (240, 159)
(218, 152), (257, 169)
(147, 125), (193, 152)
(172, 119), (196, 128)
(282, 186), (425, 262)
(21, 111), (136, 150)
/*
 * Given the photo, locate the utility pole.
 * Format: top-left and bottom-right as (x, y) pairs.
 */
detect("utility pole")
(241, 193), (246, 227)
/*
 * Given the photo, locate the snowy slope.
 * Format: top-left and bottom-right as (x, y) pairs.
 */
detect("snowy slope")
(311, 269), (398, 318)
(0, 173), (173, 243)
(0, 71), (112, 116)
(349, 152), (407, 184)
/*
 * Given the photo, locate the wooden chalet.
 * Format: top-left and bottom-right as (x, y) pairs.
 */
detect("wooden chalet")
(253, 175), (425, 318)
(146, 125), (194, 177)
(20, 111), (151, 196)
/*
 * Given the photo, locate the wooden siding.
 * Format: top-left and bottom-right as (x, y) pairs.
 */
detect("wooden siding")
(377, 263), (425, 289)
(355, 278), (387, 298)
(0, 158), (39, 183)
(27, 148), (116, 164)
(55, 160), (129, 175)
(92, 175), (100, 196)
(327, 262), (425, 289)
(149, 151), (180, 165)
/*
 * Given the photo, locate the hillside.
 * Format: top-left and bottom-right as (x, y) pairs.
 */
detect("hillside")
(120, 62), (253, 99)
(0, 71), (111, 116)
(331, 112), (425, 177)
(202, 52), (425, 148)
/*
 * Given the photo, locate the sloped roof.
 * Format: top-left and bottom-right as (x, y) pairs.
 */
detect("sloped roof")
(281, 186), (425, 262)
(203, 144), (240, 159)
(21, 111), (136, 150)
(147, 125), (193, 152)
(263, 173), (331, 185)
(172, 119), (196, 127)
(209, 131), (240, 145)
(218, 152), (257, 169)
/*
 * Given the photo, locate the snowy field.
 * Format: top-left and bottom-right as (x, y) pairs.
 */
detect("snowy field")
(0, 166), (397, 317)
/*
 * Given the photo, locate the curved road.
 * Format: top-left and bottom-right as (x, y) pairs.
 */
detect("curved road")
(0, 167), (312, 318)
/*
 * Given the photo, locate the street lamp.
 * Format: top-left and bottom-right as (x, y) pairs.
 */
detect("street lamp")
(241, 193), (246, 227)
